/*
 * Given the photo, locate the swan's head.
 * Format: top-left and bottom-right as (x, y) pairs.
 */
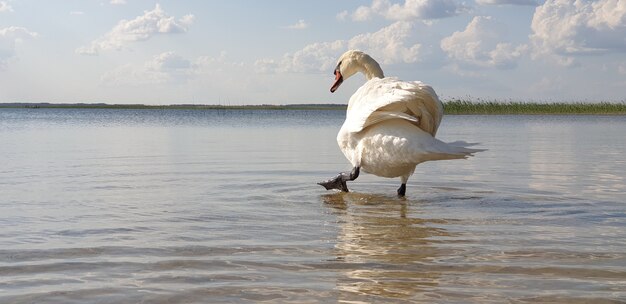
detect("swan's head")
(330, 50), (383, 93)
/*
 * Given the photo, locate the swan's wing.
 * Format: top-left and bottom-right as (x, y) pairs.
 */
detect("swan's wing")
(344, 78), (443, 136)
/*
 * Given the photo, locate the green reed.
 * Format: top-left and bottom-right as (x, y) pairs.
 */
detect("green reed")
(443, 100), (626, 115)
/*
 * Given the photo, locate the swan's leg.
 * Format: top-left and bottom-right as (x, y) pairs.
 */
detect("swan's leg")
(318, 166), (360, 192)
(397, 175), (409, 196)
(397, 184), (406, 196)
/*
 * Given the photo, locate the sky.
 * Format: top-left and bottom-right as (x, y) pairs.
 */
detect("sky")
(1, 0), (625, 105)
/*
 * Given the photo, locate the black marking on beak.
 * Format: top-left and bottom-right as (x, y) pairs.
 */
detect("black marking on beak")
(330, 62), (343, 93)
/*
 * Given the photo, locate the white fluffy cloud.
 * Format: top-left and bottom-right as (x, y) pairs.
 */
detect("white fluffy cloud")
(348, 0), (467, 21)
(101, 51), (244, 86)
(350, 22), (421, 64)
(336, 10), (349, 21)
(441, 16), (527, 69)
(255, 40), (344, 74)
(476, 0), (538, 5)
(619, 63), (626, 75)
(102, 51), (194, 85)
(146, 51), (192, 71)
(76, 4), (194, 55)
(256, 21), (421, 73)
(0, 26), (37, 70)
(0, 1), (12, 12)
(110, 0), (126, 5)
(531, 0), (626, 65)
(285, 20), (309, 30)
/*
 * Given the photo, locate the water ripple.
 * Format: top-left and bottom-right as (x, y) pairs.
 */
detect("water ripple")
(1, 110), (625, 303)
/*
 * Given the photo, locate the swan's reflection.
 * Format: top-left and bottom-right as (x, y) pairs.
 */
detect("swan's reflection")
(323, 192), (455, 301)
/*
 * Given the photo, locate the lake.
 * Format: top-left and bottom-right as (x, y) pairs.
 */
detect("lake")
(0, 108), (625, 303)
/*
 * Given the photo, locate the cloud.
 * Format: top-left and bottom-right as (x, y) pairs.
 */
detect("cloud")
(76, 4), (194, 55)
(336, 10), (349, 21)
(285, 20), (309, 30)
(147, 51), (192, 71)
(475, 0), (538, 5)
(110, 0), (126, 5)
(102, 51), (193, 85)
(0, 1), (12, 12)
(530, 75), (565, 95)
(101, 51), (243, 86)
(348, 0), (468, 21)
(530, 0), (626, 65)
(256, 21), (421, 73)
(256, 40), (344, 73)
(619, 63), (626, 75)
(349, 21), (421, 64)
(440, 16), (527, 69)
(0, 26), (38, 70)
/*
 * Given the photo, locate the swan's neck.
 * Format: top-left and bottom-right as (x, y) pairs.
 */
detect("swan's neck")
(359, 59), (384, 80)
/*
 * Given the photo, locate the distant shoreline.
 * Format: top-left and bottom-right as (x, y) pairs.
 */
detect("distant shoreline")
(1, 101), (625, 115)
(0, 103), (346, 111)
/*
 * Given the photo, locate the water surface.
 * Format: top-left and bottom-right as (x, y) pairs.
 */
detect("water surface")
(0, 109), (624, 303)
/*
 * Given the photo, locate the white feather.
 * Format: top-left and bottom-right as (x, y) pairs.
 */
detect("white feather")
(333, 50), (483, 183)
(343, 77), (443, 136)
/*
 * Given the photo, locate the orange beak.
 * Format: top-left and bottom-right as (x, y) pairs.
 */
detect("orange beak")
(330, 70), (343, 93)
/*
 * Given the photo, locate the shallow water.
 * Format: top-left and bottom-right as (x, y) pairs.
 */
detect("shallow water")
(0, 108), (625, 303)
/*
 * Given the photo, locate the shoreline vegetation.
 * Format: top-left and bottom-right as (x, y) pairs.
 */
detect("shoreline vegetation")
(1, 101), (625, 115)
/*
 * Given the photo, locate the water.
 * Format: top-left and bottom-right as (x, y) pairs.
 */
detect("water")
(0, 108), (625, 303)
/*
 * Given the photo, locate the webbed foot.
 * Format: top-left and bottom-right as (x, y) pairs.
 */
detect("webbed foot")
(397, 183), (406, 197)
(318, 167), (360, 192)
(317, 174), (349, 192)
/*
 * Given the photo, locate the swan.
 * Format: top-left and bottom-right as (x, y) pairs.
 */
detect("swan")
(318, 50), (483, 196)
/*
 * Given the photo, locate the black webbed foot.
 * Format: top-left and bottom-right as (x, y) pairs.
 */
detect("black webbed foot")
(317, 174), (349, 192)
(318, 167), (360, 192)
(397, 183), (406, 197)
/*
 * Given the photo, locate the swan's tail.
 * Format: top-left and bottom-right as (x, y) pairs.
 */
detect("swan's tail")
(446, 140), (481, 147)
(445, 140), (486, 158)
(418, 139), (486, 162)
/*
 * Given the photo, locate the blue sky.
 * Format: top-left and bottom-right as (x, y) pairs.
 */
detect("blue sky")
(1, 0), (625, 105)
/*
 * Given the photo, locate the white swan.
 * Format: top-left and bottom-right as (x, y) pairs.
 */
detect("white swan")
(318, 50), (483, 196)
